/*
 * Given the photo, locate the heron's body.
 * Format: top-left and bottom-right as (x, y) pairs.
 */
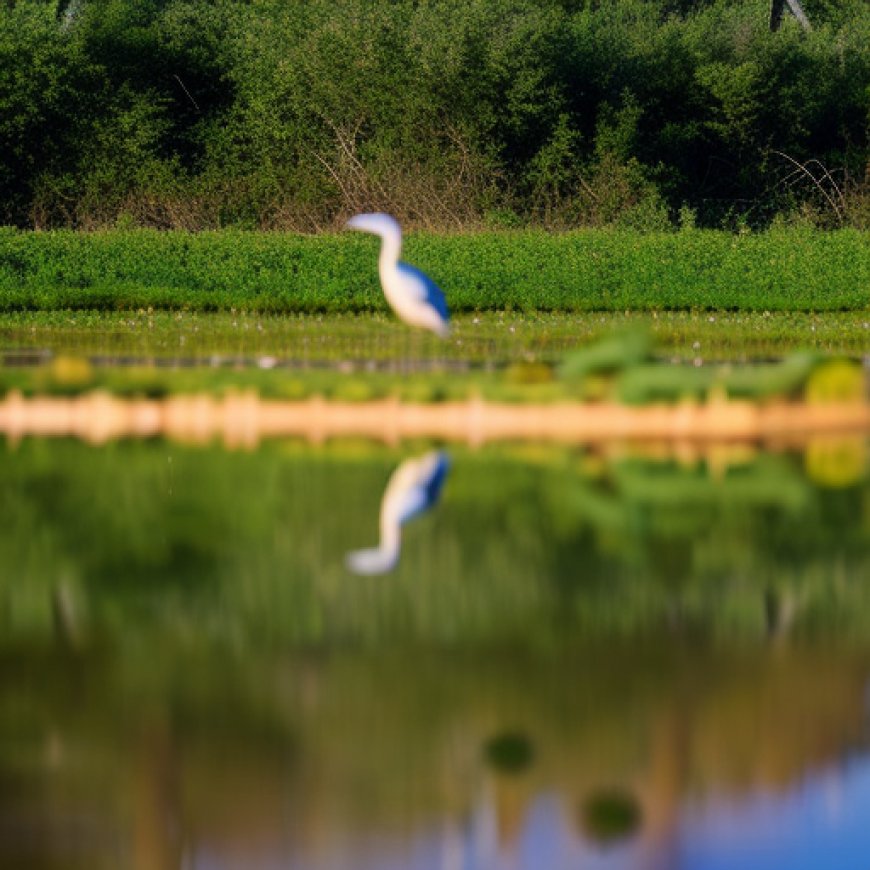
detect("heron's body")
(346, 450), (450, 575)
(347, 213), (450, 337)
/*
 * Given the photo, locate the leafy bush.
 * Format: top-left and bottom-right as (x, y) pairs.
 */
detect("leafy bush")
(0, 226), (866, 313)
(1, 0), (868, 229)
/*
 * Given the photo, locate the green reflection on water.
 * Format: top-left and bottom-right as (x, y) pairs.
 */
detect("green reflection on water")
(1, 438), (869, 646)
(1, 438), (870, 869)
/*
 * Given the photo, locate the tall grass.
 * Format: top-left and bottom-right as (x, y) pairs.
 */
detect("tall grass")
(0, 227), (867, 313)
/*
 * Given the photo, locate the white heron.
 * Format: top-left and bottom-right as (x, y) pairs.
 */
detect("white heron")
(346, 450), (450, 575)
(346, 213), (450, 337)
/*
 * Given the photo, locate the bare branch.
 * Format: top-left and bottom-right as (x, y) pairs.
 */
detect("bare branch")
(770, 150), (843, 223)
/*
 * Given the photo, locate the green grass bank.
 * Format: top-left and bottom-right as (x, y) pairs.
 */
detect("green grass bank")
(0, 227), (867, 314)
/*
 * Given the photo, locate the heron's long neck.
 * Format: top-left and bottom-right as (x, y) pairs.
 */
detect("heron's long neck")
(378, 229), (402, 276)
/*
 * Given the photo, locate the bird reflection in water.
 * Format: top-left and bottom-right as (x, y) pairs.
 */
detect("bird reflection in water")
(346, 450), (450, 575)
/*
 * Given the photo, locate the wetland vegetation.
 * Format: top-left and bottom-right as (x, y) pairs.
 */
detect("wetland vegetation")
(1, 311), (867, 404)
(0, 308), (868, 361)
(1, 226), (867, 314)
(2, 2), (866, 383)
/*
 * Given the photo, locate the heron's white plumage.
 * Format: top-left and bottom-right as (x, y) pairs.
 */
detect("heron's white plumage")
(346, 212), (450, 337)
(346, 450), (449, 575)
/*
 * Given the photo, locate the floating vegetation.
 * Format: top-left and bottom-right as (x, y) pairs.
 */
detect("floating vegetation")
(559, 329), (862, 405)
(1, 310), (869, 368)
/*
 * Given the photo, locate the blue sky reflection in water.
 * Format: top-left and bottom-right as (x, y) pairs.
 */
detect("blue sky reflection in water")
(1, 437), (870, 870)
(303, 760), (870, 870)
(680, 757), (870, 870)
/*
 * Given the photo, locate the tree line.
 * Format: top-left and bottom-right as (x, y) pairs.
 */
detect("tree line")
(1, 0), (868, 230)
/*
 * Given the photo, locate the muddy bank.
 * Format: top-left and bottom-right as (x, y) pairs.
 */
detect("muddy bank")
(1, 391), (868, 447)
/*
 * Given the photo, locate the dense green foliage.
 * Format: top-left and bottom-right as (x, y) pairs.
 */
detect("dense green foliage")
(0, 227), (867, 312)
(1, 0), (868, 229)
(1, 439), (869, 645)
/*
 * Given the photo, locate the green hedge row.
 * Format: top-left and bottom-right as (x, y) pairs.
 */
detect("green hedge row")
(0, 227), (867, 313)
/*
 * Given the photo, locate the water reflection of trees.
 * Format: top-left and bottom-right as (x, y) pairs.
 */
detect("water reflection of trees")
(1, 436), (870, 866)
(0, 644), (868, 869)
(0, 439), (869, 645)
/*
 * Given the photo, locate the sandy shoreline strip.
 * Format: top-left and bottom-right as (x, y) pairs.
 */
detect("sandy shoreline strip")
(0, 391), (868, 446)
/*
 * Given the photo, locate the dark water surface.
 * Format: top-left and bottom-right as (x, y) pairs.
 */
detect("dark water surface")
(1, 437), (869, 869)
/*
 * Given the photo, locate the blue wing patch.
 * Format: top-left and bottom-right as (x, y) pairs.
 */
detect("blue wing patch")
(400, 453), (450, 526)
(422, 453), (450, 507)
(397, 262), (450, 322)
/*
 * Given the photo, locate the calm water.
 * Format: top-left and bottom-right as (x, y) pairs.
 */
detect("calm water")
(1, 436), (870, 869)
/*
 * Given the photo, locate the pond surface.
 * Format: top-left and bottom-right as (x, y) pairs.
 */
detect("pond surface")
(2, 434), (870, 870)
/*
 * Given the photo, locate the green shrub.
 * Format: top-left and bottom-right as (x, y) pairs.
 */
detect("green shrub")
(0, 227), (866, 313)
(1, 0), (868, 230)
